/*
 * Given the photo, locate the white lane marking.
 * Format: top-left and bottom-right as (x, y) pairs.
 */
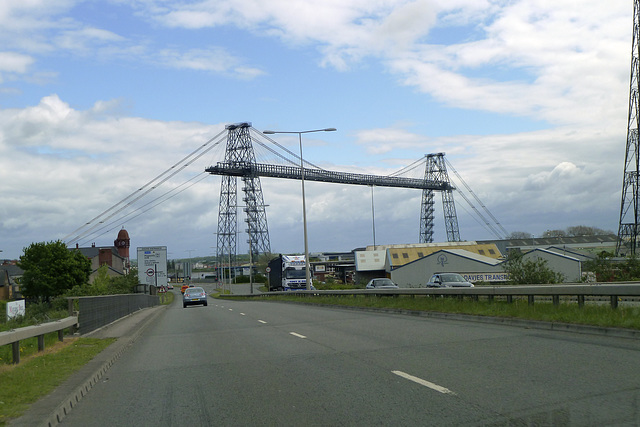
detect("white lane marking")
(289, 332), (307, 339)
(240, 313), (246, 316)
(392, 371), (456, 395)
(258, 320), (267, 324)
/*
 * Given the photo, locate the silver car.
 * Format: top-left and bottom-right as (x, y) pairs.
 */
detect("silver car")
(183, 286), (208, 308)
(426, 273), (474, 288)
(366, 278), (399, 289)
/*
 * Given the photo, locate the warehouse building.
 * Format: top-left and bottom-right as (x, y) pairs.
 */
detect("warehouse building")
(389, 247), (583, 287)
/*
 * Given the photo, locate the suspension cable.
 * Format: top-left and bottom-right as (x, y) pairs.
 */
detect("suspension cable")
(64, 128), (227, 244)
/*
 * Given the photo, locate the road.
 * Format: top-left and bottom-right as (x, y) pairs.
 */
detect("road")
(61, 294), (640, 426)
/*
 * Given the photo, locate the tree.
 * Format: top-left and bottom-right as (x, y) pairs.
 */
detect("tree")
(256, 252), (275, 274)
(66, 266), (138, 296)
(18, 240), (91, 303)
(583, 253), (640, 282)
(565, 225), (612, 237)
(542, 229), (567, 238)
(502, 251), (565, 284)
(507, 231), (533, 239)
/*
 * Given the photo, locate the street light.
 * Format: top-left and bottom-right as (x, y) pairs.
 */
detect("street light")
(263, 127), (336, 290)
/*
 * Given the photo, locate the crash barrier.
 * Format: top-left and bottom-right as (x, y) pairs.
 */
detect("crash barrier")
(68, 293), (160, 335)
(246, 283), (640, 309)
(0, 316), (78, 364)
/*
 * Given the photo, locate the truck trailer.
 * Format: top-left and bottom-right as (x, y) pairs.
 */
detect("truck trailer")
(268, 254), (310, 291)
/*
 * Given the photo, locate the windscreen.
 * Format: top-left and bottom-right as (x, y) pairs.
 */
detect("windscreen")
(285, 269), (306, 279)
(441, 274), (465, 282)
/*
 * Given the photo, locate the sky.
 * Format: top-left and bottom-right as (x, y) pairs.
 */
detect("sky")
(0, 0), (633, 261)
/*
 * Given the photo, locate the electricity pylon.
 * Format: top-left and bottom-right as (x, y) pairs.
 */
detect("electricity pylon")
(617, 0), (640, 256)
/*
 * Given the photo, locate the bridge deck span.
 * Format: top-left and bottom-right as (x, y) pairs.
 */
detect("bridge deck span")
(206, 162), (454, 191)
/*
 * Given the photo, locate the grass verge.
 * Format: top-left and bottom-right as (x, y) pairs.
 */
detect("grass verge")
(159, 291), (175, 305)
(0, 330), (78, 365)
(222, 294), (640, 330)
(0, 337), (115, 426)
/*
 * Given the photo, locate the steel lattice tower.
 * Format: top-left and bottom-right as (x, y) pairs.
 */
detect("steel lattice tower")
(617, 0), (640, 256)
(419, 153), (461, 243)
(216, 123), (271, 269)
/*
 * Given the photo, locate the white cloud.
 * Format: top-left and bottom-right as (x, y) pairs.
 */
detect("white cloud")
(0, 95), (226, 255)
(54, 27), (126, 53)
(525, 162), (581, 191)
(0, 51), (33, 73)
(128, 0), (631, 128)
(157, 47), (264, 78)
(355, 126), (429, 154)
(0, 1), (632, 256)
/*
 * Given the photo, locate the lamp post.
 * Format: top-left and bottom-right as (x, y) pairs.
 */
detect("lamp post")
(185, 249), (195, 284)
(370, 185), (376, 248)
(263, 127), (336, 290)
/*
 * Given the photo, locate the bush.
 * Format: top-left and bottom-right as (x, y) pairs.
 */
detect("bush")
(0, 300), (67, 331)
(583, 253), (640, 282)
(503, 251), (565, 284)
(64, 266), (138, 297)
(233, 274), (267, 284)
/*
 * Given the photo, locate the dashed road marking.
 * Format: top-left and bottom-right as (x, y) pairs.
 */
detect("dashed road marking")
(392, 371), (456, 395)
(258, 320), (267, 324)
(289, 332), (307, 339)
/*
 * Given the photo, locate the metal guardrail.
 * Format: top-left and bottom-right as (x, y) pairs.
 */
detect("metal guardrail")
(240, 283), (640, 309)
(1, 293), (159, 365)
(0, 316), (78, 364)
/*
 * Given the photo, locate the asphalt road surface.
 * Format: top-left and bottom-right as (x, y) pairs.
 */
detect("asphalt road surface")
(61, 295), (640, 426)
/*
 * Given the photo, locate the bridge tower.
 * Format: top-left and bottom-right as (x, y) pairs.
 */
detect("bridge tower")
(617, 0), (640, 256)
(216, 123), (271, 270)
(419, 153), (461, 243)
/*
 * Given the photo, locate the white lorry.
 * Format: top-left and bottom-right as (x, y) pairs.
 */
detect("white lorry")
(268, 254), (310, 291)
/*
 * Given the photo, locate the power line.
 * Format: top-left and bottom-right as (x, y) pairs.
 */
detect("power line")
(64, 129), (227, 245)
(445, 158), (509, 239)
(78, 173), (210, 245)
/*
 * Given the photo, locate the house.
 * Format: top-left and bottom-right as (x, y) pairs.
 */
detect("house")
(0, 264), (23, 300)
(75, 245), (127, 282)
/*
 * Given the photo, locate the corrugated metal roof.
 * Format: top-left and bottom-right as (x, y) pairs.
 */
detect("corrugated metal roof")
(439, 249), (503, 265)
(387, 243), (503, 267)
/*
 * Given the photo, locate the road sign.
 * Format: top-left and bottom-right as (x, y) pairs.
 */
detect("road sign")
(137, 246), (167, 288)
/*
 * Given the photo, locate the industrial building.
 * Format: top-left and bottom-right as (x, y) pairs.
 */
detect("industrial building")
(353, 235), (615, 287)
